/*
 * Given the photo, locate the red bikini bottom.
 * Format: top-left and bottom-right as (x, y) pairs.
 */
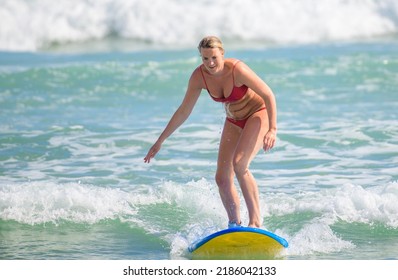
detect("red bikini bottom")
(226, 107), (266, 129)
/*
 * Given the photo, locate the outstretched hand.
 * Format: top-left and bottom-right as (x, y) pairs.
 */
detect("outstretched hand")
(263, 130), (276, 152)
(144, 141), (162, 163)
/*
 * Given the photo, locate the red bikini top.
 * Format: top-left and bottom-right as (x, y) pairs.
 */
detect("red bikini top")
(200, 60), (248, 103)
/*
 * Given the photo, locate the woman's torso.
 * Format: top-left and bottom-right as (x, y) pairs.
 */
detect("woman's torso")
(199, 59), (265, 120)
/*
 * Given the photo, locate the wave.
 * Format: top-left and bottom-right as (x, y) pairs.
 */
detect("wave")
(1, 179), (397, 258)
(1, 0), (398, 52)
(2, 180), (397, 227)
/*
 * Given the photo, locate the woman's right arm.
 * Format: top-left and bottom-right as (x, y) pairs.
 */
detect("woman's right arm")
(144, 69), (203, 163)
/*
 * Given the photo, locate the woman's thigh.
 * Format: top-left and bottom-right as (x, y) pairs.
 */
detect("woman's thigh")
(216, 119), (241, 177)
(233, 109), (269, 172)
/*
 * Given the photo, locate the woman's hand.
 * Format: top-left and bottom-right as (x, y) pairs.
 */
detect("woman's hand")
(263, 129), (276, 152)
(144, 141), (162, 163)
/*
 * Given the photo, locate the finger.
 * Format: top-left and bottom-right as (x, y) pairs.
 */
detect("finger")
(144, 148), (158, 163)
(263, 136), (275, 151)
(144, 151), (153, 163)
(263, 141), (269, 151)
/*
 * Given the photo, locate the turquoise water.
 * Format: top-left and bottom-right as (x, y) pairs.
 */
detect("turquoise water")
(1, 39), (397, 260)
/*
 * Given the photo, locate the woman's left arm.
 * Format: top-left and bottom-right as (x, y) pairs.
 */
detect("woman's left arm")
(235, 62), (277, 151)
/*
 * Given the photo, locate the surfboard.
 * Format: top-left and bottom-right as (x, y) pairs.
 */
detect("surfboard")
(188, 227), (288, 260)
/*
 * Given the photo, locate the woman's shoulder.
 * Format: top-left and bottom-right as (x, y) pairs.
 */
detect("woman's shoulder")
(225, 58), (241, 66)
(224, 58), (250, 74)
(188, 65), (206, 89)
(191, 64), (203, 78)
(225, 58), (250, 71)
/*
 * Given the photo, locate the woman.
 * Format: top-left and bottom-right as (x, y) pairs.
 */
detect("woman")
(144, 36), (277, 228)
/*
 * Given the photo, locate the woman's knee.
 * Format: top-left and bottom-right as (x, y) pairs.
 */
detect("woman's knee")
(233, 157), (249, 177)
(215, 170), (233, 189)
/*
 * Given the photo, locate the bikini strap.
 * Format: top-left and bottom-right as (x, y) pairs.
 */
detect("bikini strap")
(199, 65), (209, 92)
(232, 60), (241, 86)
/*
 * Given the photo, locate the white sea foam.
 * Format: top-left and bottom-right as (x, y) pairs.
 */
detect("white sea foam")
(267, 183), (398, 257)
(0, 181), (137, 224)
(4, 179), (396, 228)
(284, 219), (355, 256)
(1, 0), (397, 51)
(265, 182), (398, 228)
(2, 178), (397, 258)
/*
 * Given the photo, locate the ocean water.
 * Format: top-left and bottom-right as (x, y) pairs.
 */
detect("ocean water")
(1, 0), (398, 260)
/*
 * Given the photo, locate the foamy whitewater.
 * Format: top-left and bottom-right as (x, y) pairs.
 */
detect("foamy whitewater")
(1, 0), (398, 51)
(1, 0), (398, 260)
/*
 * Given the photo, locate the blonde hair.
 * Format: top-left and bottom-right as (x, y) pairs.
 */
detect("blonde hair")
(197, 36), (224, 53)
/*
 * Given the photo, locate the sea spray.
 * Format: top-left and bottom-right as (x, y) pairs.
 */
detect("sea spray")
(1, 0), (398, 51)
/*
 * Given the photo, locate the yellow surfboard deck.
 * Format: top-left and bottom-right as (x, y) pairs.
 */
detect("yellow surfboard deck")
(189, 227), (288, 260)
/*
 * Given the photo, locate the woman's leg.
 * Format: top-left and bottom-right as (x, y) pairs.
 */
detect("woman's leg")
(215, 119), (242, 225)
(233, 110), (269, 227)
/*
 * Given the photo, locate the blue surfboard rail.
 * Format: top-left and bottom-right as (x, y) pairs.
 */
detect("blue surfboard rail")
(189, 227), (288, 253)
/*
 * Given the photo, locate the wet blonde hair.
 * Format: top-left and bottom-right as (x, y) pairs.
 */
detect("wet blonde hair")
(197, 36), (224, 53)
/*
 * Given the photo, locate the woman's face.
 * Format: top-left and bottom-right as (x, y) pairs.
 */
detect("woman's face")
(200, 47), (224, 75)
